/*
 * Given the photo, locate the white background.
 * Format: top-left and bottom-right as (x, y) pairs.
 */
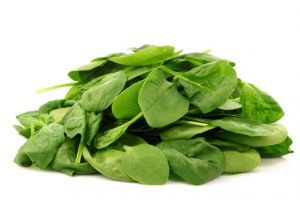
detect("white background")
(0, 0), (299, 199)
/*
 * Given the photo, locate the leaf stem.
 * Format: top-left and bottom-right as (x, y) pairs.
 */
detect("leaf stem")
(176, 119), (208, 127)
(75, 136), (85, 164)
(160, 67), (207, 90)
(36, 82), (78, 94)
(182, 116), (212, 124)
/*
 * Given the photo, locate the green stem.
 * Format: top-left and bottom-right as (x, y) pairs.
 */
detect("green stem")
(176, 120), (208, 127)
(160, 67), (207, 90)
(182, 116), (212, 124)
(75, 135), (85, 164)
(36, 82), (78, 93)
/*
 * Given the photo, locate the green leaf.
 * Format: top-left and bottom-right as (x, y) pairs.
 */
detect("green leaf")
(218, 99), (241, 110)
(52, 139), (96, 175)
(85, 112), (103, 145)
(160, 125), (215, 141)
(157, 138), (225, 185)
(50, 107), (71, 123)
(109, 45), (177, 66)
(16, 111), (53, 135)
(212, 117), (288, 147)
(240, 82), (284, 123)
(112, 80), (143, 119)
(13, 125), (31, 139)
(14, 123), (65, 168)
(80, 71), (126, 112)
(256, 136), (293, 157)
(95, 113), (143, 149)
(61, 104), (86, 138)
(68, 60), (107, 82)
(206, 138), (250, 152)
(180, 61), (237, 113)
(138, 69), (189, 128)
(38, 99), (75, 114)
(122, 144), (169, 185)
(223, 149), (261, 173)
(83, 147), (132, 182)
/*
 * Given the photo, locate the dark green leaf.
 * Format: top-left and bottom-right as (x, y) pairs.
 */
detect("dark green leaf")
(157, 138), (225, 185)
(240, 82), (284, 123)
(14, 123), (65, 168)
(80, 71), (126, 112)
(138, 69), (189, 128)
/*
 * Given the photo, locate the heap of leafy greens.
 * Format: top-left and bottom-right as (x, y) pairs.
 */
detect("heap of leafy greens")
(14, 45), (293, 185)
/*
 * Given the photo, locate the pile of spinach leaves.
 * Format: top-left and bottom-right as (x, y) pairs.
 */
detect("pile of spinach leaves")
(14, 45), (293, 185)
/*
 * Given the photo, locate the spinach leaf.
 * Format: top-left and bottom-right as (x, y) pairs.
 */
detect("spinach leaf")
(16, 111), (53, 135)
(122, 144), (169, 185)
(68, 60), (107, 82)
(124, 67), (152, 81)
(160, 125), (215, 141)
(61, 104), (86, 139)
(223, 149), (261, 173)
(38, 99), (75, 113)
(162, 60), (237, 113)
(52, 139), (96, 175)
(49, 107), (70, 123)
(83, 147), (132, 182)
(206, 138), (250, 152)
(80, 71), (126, 112)
(61, 104), (87, 163)
(65, 85), (82, 100)
(13, 125), (31, 139)
(112, 80), (143, 119)
(138, 69), (189, 128)
(211, 117), (288, 146)
(240, 82), (284, 123)
(109, 45), (177, 66)
(256, 136), (293, 157)
(14, 123), (65, 168)
(85, 112), (103, 145)
(218, 99), (241, 110)
(95, 113), (143, 149)
(157, 138), (225, 185)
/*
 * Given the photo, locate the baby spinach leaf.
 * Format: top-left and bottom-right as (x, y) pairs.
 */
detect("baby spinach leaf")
(52, 139), (96, 175)
(61, 104), (86, 139)
(38, 99), (75, 114)
(85, 112), (103, 145)
(112, 80), (143, 119)
(212, 117), (288, 146)
(80, 71), (126, 112)
(218, 99), (241, 110)
(16, 111), (53, 135)
(223, 149), (261, 173)
(122, 144), (169, 185)
(14, 123), (65, 168)
(214, 125), (288, 147)
(109, 45), (176, 66)
(240, 82), (284, 123)
(211, 117), (277, 137)
(65, 85), (82, 100)
(181, 52), (235, 66)
(180, 60), (237, 113)
(138, 69), (189, 128)
(68, 60), (107, 82)
(160, 125), (215, 141)
(256, 136), (293, 157)
(83, 147), (132, 182)
(125, 67), (152, 81)
(13, 125), (31, 139)
(50, 107), (70, 123)
(206, 138), (250, 152)
(162, 60), (237, 113)
(157, 138), (225, 185)
(95, 113), (143, 149)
